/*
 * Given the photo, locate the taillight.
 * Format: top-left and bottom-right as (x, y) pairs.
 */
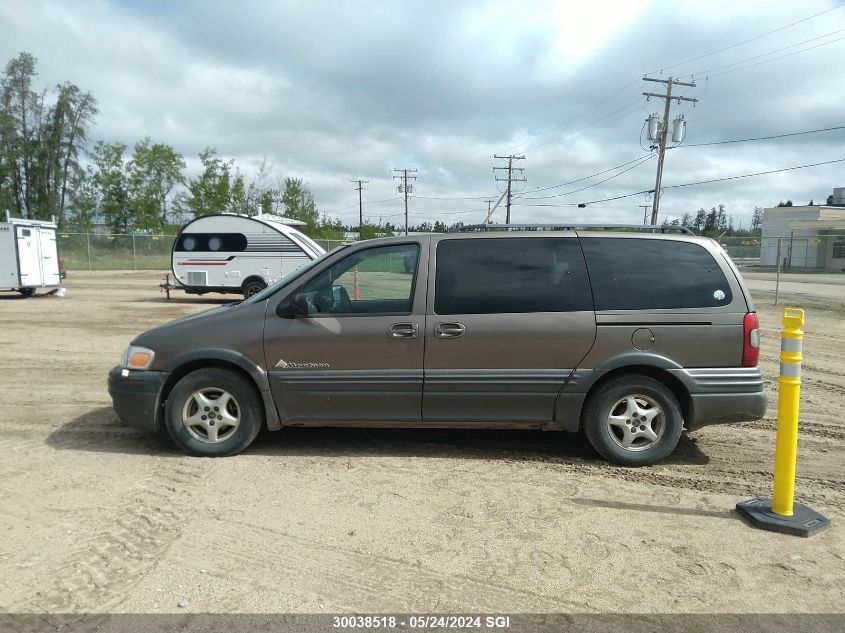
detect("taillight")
(743, 312), (760, 367)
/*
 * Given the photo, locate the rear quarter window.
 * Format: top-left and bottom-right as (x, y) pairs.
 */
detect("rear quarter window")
(580, 237), (733, 310)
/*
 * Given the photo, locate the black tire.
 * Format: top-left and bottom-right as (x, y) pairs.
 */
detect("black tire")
(164, 367), (264, 457)
(583, 375), (683, 466)
(242, 279), (266, 300)
(19, 287), (35, 297)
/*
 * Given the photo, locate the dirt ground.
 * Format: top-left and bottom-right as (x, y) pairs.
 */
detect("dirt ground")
(0, 271), (843, 618)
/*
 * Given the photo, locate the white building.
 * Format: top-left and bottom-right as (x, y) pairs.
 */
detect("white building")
(761, 203), (845, 270)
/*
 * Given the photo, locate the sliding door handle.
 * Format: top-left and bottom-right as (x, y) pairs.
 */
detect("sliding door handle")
(434, 322), (466, 339)
(388, 323), (419, 339)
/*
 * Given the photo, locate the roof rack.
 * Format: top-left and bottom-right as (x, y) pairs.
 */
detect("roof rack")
(454, 223), (696, 235)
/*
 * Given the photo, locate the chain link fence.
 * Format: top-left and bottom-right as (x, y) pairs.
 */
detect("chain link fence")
(719, 234), (845, 305)
(718, 235), (845, 273)
(57, 233), (351, 271)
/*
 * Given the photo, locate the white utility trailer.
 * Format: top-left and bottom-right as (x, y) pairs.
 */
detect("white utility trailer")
(166, 213), (326, 300)
(0, 214), (62, 297)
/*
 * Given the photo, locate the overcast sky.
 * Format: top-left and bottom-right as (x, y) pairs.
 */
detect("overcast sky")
(2, 0), (844, 229)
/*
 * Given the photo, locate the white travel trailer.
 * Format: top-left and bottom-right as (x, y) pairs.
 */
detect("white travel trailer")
(0, 214), (62, 297)
(171, 214), (326, 299)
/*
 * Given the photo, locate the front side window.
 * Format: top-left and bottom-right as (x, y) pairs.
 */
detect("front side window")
(434, 237), (593, 315)
(580, 237), (733, 310)
(300, 243), (420, 315)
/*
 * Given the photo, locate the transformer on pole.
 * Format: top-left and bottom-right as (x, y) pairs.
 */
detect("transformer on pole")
(642, 77), (698, 225)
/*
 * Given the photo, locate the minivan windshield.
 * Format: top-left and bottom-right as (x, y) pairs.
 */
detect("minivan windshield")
(241, 245), (348, 305)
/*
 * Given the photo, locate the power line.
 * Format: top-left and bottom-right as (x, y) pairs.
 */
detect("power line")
(512, 156), (845, 208)
(517, 154), (653, 196)
(702, 34), (845, 79)
(663, 157), (845, 189)
(672, 124), (845, 148)
(682, 27), (845, 79)
(650, 4), (842, 74)
(503, 77), (643, 153)
(515, 155), (654, 200)
(524, 97), (646, 155)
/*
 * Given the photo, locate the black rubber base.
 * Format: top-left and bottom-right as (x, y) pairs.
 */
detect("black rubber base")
(736, 497), (831, 537)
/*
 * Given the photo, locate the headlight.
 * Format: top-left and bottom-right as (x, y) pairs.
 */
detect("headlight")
(122, 345), (155, 370)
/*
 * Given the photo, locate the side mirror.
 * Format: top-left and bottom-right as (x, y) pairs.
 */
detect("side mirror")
(276, 293), (310, 319)
(292, 293), (310, 317)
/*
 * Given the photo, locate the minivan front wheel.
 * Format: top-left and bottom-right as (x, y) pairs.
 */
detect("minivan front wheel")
(165, 368), (264, 457)
(583, 375), (683, 466)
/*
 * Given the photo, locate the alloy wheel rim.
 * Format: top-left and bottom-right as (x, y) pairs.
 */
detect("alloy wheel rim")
(181, 388), (241, 443)
(606, 393), (665, 452)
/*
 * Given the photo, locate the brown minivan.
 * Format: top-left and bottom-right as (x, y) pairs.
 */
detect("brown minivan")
(109, 225), (766, 466)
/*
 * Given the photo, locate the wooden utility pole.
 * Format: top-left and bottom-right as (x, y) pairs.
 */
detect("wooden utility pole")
(393, 168), (418, 235)
(643, 76), (697, 225)
(638, 204), (651, 226)
(493, 154), (526, 224)
(482, 191), (508, 224)
(350, 178), (369, 232)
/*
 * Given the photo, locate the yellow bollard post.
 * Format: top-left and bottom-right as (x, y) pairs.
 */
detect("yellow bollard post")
(771, 307), (804, 515)
(736, 307), (830, 537)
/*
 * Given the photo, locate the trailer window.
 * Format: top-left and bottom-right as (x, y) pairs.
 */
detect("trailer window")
(175, 233), (248, 252)
(20, 229), (31, 237)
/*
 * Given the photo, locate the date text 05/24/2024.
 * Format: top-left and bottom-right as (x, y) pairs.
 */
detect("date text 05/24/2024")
(332, 615), (511, 629)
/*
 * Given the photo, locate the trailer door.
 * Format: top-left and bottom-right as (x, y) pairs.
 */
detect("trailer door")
(16, 226), (43, 287)
(37, 227), (60, 286)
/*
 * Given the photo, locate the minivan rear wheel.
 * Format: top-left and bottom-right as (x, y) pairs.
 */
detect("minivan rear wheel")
(165, 368), (264, 457)
(583, 375), (683, 466)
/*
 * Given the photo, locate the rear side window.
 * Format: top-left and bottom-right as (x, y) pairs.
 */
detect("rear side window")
(435, 237), (592, 314)
(580, 238), (732, 310)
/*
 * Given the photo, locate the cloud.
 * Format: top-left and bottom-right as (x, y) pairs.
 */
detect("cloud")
(1, 0), (843, 228)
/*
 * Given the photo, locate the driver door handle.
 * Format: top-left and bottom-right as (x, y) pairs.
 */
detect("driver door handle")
(387, 322), (418, 339)
(434, 322), (466, 339)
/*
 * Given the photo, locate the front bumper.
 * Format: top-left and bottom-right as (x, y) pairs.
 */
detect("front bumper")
(108, 366), (167, 431)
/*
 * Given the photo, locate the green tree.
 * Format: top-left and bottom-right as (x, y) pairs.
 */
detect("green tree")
(693, 208), (706, 233)
(315, 213), (344, 240)
(281, 177), (319, 230)
(127, 137), (185, 230)
(177, 148), (234, 218)
(0, 53), (97, 224)
(716, 204), (727, 232)
(751, 207), (763, 233)
(90, 141), (131, 233)
(66, 169), (98, 231)
(1, 52), (39, 218)
(703, 207), (718, 233)
(50, 82), (98, 223)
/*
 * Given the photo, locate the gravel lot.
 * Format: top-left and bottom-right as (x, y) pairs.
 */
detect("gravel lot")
(0, 271), (843, 617)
